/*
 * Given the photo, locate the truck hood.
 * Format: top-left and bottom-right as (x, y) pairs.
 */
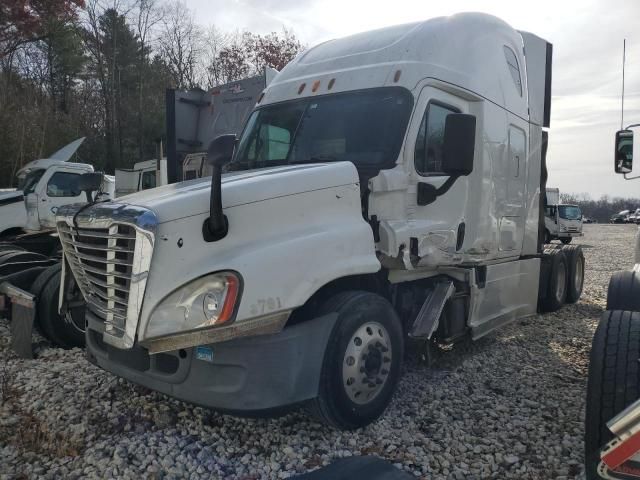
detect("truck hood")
(0, 189), (23, 205)
(118, 162), (360, 223)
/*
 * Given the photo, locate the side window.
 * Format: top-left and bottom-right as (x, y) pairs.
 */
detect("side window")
(46, 172), (81, 197)
(503, 46), (523, 96)
(141, 170), (156, 190)
(414, 102), (459, 175)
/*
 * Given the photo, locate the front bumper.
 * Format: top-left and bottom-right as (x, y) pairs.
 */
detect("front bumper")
(559, 231), (583, 238)
(85, 311), (338, 412)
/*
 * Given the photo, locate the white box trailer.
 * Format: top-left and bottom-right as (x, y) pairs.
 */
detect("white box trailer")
(58, 13), (585, 429)
(167, 69), (278, 182)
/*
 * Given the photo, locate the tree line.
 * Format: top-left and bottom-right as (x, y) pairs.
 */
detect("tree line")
(0, 0), (303, 186)
(560, 193), (640, 222)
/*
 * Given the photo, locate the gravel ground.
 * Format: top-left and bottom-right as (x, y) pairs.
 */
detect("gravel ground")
(0, 224), (637, 480)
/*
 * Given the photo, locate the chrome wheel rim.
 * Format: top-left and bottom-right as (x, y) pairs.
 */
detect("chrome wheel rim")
(574, 256), (584, 294)
(556, 261), (566, 302)
(342, 322), (392, 405)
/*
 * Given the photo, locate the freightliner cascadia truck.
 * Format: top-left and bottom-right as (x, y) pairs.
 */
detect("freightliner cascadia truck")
(56, 13), (584, 429)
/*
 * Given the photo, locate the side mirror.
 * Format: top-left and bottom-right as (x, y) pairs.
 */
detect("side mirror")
(442, 113), (476, 176)
(615, 129), (633, 174)
(77, 172), (103, 203)
(207, 134), (236, 167)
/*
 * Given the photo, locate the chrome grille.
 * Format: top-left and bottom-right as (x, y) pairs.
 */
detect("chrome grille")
(56, 203), (156, 349)
(58, 223), (135, 337)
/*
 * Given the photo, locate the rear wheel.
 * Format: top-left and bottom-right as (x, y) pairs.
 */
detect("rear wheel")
(37, 268), (85, 348)
(563, 245), (585, 303)
(542, 248), (568, 312)
(585, 310), (640, 479)
(308, 291), (404, 430)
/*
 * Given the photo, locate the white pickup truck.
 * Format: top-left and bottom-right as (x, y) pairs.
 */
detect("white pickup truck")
(0, 138), (115, 236)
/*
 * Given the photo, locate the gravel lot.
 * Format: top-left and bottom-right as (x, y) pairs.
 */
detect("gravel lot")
(0, 224), (637, 480)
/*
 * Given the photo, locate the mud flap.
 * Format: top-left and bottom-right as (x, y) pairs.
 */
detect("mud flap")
(409, 280), (455, 339)
(0, 282), (36, 359)
(599, 397), (640, 478)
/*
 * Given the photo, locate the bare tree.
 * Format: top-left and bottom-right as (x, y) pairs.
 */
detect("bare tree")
(132, 0), (163, 160)
(158, 0), (201, 89)
(200, 26), (233, 89)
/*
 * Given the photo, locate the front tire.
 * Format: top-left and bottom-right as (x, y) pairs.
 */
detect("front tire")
(308, 291), (404, 430)
(561, 237), (572, 244)
(585, 310), (640, 479)
(607, 270), (640, 312)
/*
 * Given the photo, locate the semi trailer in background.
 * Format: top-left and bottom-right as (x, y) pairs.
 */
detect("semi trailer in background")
(57, 13), (585, 430)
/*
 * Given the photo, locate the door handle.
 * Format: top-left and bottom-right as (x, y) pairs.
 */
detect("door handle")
(41, 198), (47, 202)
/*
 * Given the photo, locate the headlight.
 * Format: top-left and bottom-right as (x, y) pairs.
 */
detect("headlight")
(560, 225), (567, 231)
(146, 271), (241, 339)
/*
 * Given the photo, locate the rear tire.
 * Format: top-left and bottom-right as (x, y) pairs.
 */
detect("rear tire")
(607, 270), (640, 312)
(29, 263), (62, 332)
(563, 245), (585, 303)
(37, 269), (85, 348)
(541, 248), (568, 312)
(585, 310), (640, 479)
(308, 291), (404, 430)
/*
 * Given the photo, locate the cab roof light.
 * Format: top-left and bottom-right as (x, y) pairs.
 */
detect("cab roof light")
(328, 78), (336, 90)
(257, 92), (265, 103)
(393, 70), (402, 82)
(298, 83), (306, 94)
(312, 80), (321, 92)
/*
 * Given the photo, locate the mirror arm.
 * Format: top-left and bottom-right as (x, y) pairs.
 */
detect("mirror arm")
(417, 175), (459, 206)
(624, 172), (640, 181)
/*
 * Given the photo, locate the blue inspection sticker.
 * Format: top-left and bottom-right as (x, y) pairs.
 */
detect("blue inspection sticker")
(195, 346), (214, 363)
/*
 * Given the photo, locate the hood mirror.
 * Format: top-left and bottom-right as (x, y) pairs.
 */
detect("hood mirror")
(207, 134), (237, 167)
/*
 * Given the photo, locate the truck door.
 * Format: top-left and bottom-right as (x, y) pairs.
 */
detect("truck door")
(35, 168), (84, 229)
(499, 125), (527, 251)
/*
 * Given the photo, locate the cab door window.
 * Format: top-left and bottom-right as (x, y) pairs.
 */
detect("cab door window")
(46, 172), (81, 197)
(414, 102), (459, 176)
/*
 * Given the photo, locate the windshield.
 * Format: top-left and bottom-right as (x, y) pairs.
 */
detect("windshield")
(228, 87), (413, 172)
(559, 205), (581, 220)
(22, 169), (45, 194)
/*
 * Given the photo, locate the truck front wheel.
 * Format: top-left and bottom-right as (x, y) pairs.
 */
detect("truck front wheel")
(561, 237), (572, 244)
(308, 291), (404, 430)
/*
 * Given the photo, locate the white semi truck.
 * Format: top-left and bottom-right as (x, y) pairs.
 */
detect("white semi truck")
(544, 187), (583, 244)
(56, 13), (585, 429)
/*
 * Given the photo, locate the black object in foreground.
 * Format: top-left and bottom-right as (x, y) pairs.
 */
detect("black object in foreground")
(293, 456), (415, 480)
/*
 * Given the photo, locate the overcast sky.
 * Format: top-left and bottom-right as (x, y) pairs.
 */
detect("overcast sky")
(187, 0), (640, 199)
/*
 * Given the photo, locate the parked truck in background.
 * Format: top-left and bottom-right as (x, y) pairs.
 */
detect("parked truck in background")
(544, 187), (583, 244)
(57, 13), (585, 429)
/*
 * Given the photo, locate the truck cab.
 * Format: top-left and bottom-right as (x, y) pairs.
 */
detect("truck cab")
(57, 13), (581, 429)
(115, 159), (168, 197)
